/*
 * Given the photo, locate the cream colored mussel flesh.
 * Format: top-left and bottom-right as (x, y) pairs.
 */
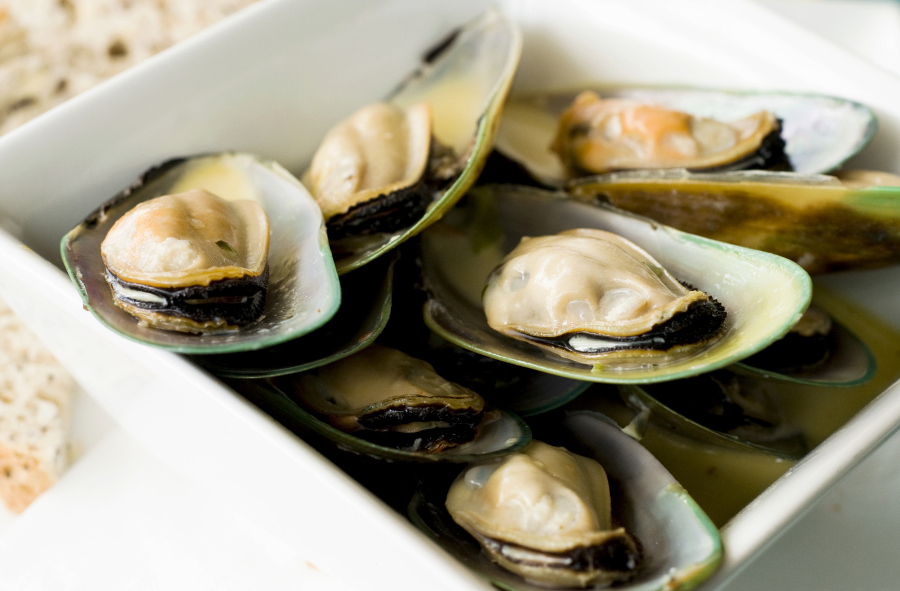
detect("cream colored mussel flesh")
(303, 101), (459, 239)
(482, 228), (726, 364)
(445, 440), (640, 588)
(100, 187), (269, 333)
(287, 344), (485, 452)
(551, 91), (789, 176)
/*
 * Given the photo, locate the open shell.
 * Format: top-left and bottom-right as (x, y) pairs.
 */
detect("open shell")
(627, 371), (808, 458)
(61, 153), (340, 353)
(236, 375), (530, 464)
(283, 344), (487, 453)
(495, 87), (876, 185)
(315, 8), (522, 274)
(409, 411), (722, 591)
(421, 185), (811, 383)
(569, 169), (900, 274)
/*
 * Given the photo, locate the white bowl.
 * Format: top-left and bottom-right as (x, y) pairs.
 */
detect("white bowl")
(1, 1), (900, 589)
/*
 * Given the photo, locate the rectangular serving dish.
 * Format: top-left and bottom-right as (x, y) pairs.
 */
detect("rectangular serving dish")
(1, 0), (899, 589)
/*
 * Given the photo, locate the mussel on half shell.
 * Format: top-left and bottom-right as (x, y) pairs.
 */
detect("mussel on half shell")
(494, 87), (875, 186)
(420, 185), (811, 383)
(409, 410), (722, 591)
(445, 440), (641, 588)
(280, 344), (488, 453)
(303, 8), (522, 274)
(61, 152), (340, 353)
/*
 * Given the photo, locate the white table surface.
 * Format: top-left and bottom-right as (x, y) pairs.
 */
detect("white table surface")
(2, 1), (900, 590)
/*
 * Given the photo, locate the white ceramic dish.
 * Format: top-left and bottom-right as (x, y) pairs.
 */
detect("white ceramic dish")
(0, 401), (351, 591)
(1, 1), (900, 590)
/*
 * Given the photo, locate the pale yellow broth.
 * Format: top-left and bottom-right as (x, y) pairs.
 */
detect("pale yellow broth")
(778, 287), (900, 448)
(639, 429), (795, 527)
(575, 286), (900, 528)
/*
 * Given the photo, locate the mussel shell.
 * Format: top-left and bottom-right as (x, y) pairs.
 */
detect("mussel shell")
(240, 376), (530, 463)
(409, 410), (722, 591)
(61, 153), (341, 353)
(734, 310), (876, 387)
(569, 169), (900, 274)
(421, 185), (812, 383)
(190, 252), (396, 378)
(444, 440), (639, 588)
(624, 371), (808, 458)
(495, 87), (876, 185)
(327, 8), (522, 274)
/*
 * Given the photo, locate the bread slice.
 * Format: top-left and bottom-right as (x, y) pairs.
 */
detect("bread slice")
(0, 0), (260, 135)
(0, 297), (74, 513)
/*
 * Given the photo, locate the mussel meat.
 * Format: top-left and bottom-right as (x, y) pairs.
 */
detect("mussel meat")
(445, 440), (640, 588)
(303, 102), (459, 240)
(551, 91), (790, 176)
(100, 188), (269, 333)
(421, 185), (811, 383)
(300, 8), (521, 274)
(482, 228), (726, 364)
(283, 344), (486, 452)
